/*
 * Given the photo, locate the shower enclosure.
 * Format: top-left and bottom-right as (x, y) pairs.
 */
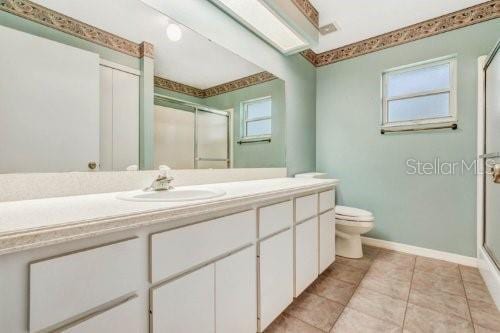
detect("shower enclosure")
(154, 94), (231, 169)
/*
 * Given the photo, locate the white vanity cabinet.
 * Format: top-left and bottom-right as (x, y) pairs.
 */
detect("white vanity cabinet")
(29, 238), (142, 332)
(257, 201), (294, 332)
(151, 246), (257, 333)
(150, 211), (257, 333)
(0, 183), (337, 333)
(294, 191), (336, 296)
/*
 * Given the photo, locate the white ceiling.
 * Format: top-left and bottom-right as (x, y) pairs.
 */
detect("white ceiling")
(309, 0), (488, 53)
(33, 0), (263, 89)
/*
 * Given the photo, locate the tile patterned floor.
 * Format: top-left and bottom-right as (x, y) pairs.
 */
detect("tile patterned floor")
(265, 246), (500, 333)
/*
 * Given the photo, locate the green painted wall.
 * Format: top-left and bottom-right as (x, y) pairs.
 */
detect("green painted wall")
(316, 19), (500, 256)
(205, 79), (286, 168)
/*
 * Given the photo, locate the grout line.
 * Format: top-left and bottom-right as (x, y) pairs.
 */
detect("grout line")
(458, 265), (476, 332)
(401, 255), (417, 330)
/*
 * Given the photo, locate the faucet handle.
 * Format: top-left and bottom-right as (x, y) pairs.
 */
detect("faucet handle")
(158, 165), (171, 178)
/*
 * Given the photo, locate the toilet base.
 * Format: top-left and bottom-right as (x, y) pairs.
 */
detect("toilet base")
(336, 233), (363, 259)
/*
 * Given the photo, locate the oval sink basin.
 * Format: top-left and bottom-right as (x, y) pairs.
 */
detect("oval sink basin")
(116, 187), (226, 202)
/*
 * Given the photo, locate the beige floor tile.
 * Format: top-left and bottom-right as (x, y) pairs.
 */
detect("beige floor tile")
(323, 262), (365, 285)
(334, 255), (373, 272)
(474, 324), (500, 333)
(362, 245), (381, 258)
(264, 313), (324, 333)
(285, 292), (344, 332)
(358, 272), (411, 300)
(412, 270), (465, 297)
(403, 303), (474, 333)
(375, 250), (416, 269)
(459, 265), (485, 285)
(408, 287), (471, 321)
(365, 260), (414, 283)
(414, 256), (460, 278)
(307, 275), (357, 305)
(463, 281), (496, 304)
(347, 286), (407, 326)
(468, 299), (500, 331)
(331, 307), (402, 333)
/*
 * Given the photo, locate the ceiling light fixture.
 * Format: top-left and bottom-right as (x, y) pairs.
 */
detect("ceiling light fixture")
(166, 23), (182, 42)
(209, 0), (316, 54)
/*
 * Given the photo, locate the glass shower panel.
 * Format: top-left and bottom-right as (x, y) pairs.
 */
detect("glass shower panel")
(196, 110), (228, 168)
(154, 105), (195, 169)
(484, 44), (500, 268)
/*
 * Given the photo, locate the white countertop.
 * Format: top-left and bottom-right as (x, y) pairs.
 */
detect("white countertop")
(0, 178), (338, 255)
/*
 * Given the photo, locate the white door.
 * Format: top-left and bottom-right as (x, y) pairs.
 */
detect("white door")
(112, 70), (139, 170)
(295, 217), (319, 296)
(0, 25), (100, 173)
(196, 110), (229, 169)
(258, 229), (293, 332)
(151, 265), (215, 333)
(319, 210), (336, 273)
(99, 65), (139, 171)
(484, 43), (500, 268)
(215, 246), (257, 333)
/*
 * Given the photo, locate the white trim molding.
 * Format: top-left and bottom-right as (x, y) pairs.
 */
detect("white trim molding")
(361, 237), (478, 267)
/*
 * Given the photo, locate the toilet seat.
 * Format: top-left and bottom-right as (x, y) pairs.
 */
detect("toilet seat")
(335, 205), (374, 222)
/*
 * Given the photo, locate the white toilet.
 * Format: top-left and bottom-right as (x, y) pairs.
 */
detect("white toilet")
(335, 205), (375, 258)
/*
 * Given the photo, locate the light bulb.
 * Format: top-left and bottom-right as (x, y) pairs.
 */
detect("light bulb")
(166, 23), (182, 42)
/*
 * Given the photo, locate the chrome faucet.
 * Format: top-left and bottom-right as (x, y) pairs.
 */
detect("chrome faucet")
(146, 165), (174, 191)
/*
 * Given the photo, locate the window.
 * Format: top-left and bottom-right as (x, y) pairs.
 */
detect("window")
(381, 56), (457, 130)
(241, 97), (272, 138)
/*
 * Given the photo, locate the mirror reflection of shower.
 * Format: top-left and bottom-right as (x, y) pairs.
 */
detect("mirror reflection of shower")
(154, 95), (230, 170)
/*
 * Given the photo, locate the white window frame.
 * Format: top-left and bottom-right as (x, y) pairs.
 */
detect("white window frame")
(241, 96), (272, 139)
(381, 55), (458, 131)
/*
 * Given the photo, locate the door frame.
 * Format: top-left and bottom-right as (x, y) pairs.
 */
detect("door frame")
(476, 55), (500, 309)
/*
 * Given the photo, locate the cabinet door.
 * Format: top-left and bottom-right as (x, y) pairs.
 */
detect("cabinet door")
(215, 246), (257, 333)
(151, 265), (215, 333)
(112, 69), (139, 170)
(295, 218), (319, 296)
(63, 297), (142, 333)
(319, 210), (336, 273)
(259, 229), (293, 332)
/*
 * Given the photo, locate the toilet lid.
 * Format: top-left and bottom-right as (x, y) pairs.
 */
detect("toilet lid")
(335, 205), (373, 218)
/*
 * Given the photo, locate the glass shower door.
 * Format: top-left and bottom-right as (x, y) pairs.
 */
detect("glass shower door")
(484, 41), (500, 269)
(196, 109), (229, 169)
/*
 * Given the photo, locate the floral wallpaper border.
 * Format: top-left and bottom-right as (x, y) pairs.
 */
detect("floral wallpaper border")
(155, 71), (278, 98)
(0, 0), (153, 58)
(301, 0), (499, 67)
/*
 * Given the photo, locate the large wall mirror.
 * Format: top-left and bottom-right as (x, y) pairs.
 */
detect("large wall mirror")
(0, 0), (286, 173)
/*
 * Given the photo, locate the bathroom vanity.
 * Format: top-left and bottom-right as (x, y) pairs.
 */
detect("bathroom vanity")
(0, 178), (337, 333)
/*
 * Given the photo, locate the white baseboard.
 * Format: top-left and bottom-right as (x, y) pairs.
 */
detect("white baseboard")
(361, 237), (478, 267)
(478, 247), (500, 309)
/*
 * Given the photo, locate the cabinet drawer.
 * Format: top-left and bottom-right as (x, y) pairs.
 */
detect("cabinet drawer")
(295, 194), (318, 222)
(29, 238), (141, 332)
(319, 189), (335, 213)
(258, 200), (293, 238)
(151, 210), (255, 282)
(63, 296), (142, 333)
